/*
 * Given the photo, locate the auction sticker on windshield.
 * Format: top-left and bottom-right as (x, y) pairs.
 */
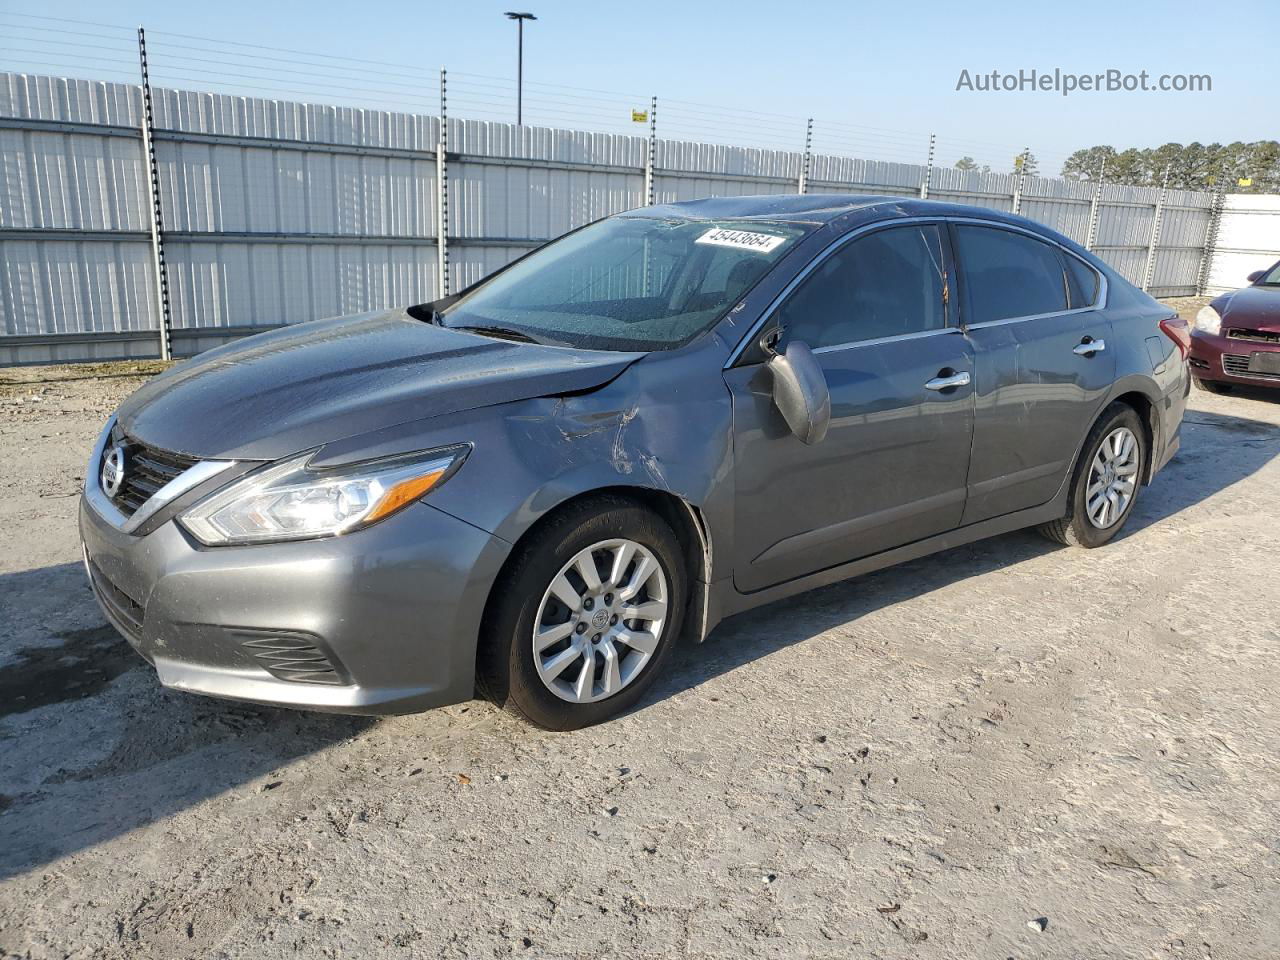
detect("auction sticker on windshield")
(695, 228), (788, 254)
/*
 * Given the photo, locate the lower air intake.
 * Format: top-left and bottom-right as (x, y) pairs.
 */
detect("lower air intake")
(232, 629), (348, 685)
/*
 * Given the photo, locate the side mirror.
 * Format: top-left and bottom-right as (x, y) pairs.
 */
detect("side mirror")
(1247, 270), (1264, 283)
(766, 339), (831, 445)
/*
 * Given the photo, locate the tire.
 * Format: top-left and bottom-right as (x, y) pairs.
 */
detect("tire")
(1194, 377), (1232, 394)
(1037, 404), (1147, 548)
(476, 495), (686, 731)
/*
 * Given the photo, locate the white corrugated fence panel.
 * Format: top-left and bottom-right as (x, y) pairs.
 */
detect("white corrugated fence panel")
(0, 74), (142, 126)
(1150, 247), (1205, 295)
(155, 140), (437, 237)
(0, 238), (157, 336)
(1207, 195), (1280, 294)
(0, 129), (148, 230)
(165, 241), (437, 330)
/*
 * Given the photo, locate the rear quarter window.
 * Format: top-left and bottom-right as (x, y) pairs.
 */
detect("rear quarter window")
(1064, 254), (1101, 308)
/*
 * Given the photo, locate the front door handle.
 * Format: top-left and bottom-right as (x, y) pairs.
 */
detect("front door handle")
(925, 370), (971, 391)
(1074, 337), (1106, 356)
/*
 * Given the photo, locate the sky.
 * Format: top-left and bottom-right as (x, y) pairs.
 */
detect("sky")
(1, 0), (1270, 176)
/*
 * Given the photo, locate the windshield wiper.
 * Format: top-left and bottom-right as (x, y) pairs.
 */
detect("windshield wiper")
(450, 324), (544, 345)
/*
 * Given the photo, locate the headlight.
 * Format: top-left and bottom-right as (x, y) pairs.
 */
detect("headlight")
(1194, 305), (1222, 335)
(179, 445), (469, 545)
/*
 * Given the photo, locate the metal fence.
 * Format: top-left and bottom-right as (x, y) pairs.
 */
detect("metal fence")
(1203, 195), (1280, 295)
(0, 69), (1225, 365)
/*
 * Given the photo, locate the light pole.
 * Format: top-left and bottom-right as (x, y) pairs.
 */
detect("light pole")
(504, 12), (536, 126)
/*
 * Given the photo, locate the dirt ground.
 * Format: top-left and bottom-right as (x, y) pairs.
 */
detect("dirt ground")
(1, 303), (1278, 959)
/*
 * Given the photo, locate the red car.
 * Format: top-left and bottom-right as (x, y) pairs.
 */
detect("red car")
(1190, 259), (1280, 392)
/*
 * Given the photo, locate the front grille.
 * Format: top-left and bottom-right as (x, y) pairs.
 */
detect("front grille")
(1226, 327), (1280, 344)
(231, 629), (347, 685)
(87, 560), (144, 638)
(1223, 354), (1280, 381)
(103, 427), (199, 517)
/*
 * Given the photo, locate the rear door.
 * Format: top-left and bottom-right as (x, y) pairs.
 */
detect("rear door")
(725, 222), (975, 593)
(952, 223), (1114, 524)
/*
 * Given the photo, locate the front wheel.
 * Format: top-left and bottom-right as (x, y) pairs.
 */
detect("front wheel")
(477, 496), (686, 730)
(1038, 404), (1147, 548)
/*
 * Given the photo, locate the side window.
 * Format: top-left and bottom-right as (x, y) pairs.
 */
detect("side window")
(777, 225), (947, 349)
(1064, 253), (1100, 308)
(955, 225), (1069, 323)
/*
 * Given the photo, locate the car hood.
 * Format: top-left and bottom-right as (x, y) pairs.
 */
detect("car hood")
(1213, 285), (1280, 331)
(117, 309), (644, 460)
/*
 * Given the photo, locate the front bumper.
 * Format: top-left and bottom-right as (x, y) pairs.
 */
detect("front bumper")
(1189, 330), (1280, 388)
(80, 494), (510, 714)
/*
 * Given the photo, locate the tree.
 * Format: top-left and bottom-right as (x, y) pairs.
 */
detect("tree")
(1057, 140), (1280, 192)
(1014, 151), (1039, 177)
(1062, 145), (1117, 181)
(954, 156), (991, 175)
(1108, 148), (1146, 185)
(1249, 141), (1280, 192)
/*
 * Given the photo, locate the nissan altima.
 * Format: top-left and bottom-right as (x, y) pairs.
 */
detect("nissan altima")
(81, 195), (1189, 729)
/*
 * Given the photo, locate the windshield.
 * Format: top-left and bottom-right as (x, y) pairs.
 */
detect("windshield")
(1257, 261), (1280, 286)
(440, 216), (810, 350)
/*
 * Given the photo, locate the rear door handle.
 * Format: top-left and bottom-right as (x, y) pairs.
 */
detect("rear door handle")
(1074, 337), (1106, 356)
(925, 371), (971, 391)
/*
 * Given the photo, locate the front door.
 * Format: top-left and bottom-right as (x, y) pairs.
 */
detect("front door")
(726, 222), (976, 594)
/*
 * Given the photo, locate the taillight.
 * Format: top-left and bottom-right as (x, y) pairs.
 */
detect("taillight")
(1159, 315), (1190, 359)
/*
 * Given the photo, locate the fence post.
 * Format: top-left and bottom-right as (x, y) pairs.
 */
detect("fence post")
(1142, 164), (1171, 293)
(643, 96), (657, 206)
(436, 67), (449, 299)
(136, 27), (172, 361)
(1196, 182), (1227, 297)
(1084, 158), (1106, 252)
(798, 118), (813, 195)
(1011, 147), (1029, 215)
(919, 132), (935, 199)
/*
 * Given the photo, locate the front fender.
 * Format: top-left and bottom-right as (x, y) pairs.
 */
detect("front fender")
(450, 358), (734, 552)
(309, 348), (737, 577)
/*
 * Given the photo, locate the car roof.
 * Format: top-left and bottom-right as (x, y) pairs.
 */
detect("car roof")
(632, 193), (1041, 231)
(633, 194), (899, 222)
(628, 193), (1094, 261)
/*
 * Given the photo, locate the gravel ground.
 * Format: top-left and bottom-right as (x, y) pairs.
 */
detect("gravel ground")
(2, 307), (1278, 959)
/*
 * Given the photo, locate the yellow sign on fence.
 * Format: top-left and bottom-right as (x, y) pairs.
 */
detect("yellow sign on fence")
(1238, 177), (1253, 187)
(631, 109), (648, 123)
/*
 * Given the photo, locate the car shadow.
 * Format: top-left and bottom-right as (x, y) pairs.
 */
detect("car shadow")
(1197, 382), (1280, 406)
(0, 563), (374, 881)
(1, 408), (1276, 880)
(649, 405), (1280, 708)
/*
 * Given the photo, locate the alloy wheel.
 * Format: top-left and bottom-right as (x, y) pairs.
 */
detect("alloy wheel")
(1086, 426), (1139, 529)
(532, 539), (669, 704)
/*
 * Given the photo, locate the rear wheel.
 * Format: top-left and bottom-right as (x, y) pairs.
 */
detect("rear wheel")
(1038, 404), (1147, 548)
(477, 496), (685, 730)
(1194, 377), (1232, 394)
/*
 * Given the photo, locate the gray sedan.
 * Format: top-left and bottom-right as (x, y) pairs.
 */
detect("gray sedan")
(80, 195), (1189, 729)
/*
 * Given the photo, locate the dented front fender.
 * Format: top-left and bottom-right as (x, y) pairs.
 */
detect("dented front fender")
(309, 340), (738, 580)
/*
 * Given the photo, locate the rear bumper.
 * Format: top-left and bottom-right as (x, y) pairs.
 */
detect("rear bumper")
(1189, 331), (1280, 388)
(80, 494), (510, 714)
